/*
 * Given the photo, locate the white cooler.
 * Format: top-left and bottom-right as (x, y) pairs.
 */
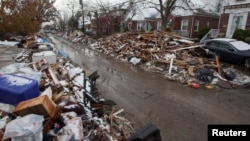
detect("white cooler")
(32, 51), (56, 64)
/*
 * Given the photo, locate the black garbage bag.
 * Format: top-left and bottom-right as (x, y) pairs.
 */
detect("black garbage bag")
(125, 124), (162, 141)
(222, 68), (236, 81)
(195, 68), (214, 83)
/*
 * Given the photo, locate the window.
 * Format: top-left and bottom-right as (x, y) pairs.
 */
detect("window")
(206, 21), (210, 27)
(181, 20), (188, 31)
(144, 22), (152, 31)
(219, 43), (232, 50)
(207, 41), (219, 47)
(157, 21), (162, 30)
(194, 20), (199, 31)
(230, 15), (243, 34)
(128, 22), (132, 31)
(166, 19), (172, 28)
(137, 21), (143, 31)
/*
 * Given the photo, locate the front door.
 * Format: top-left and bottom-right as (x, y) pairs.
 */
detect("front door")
(226, 13), (248, 38)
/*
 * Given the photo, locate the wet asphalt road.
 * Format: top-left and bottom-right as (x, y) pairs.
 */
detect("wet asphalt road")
(49, 34), (250, 141)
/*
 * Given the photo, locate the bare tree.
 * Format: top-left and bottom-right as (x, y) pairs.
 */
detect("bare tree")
(0, 0), (56, 36)
(148, 0), (185, 31)
(150, 0), (215, 31)
(157, 0), (177, 31)
(55, 10), (70, 32)
(95, 0), (114, 35)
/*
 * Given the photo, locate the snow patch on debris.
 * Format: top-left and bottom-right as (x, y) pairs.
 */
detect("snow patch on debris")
(0, 41), (19, 47)
(0, 63), (41, 83)
(3, 75), (32, 86)
(129, 57), (141, 65)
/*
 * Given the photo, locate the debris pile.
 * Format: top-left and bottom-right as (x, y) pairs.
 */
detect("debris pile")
(57, 31), (94, 44)
(91, 31), (250, 88)
(0, 36), (135, 141)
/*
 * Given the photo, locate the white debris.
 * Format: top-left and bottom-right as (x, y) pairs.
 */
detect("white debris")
(2, 75), (33, 86)
(129, 57), (141, 65)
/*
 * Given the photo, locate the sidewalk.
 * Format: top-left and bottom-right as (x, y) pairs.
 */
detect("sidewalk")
(0, 46), (22, 68)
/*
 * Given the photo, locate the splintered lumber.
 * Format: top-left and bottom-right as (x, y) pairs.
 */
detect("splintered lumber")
(110, 107), (115, 137)
(156, 59), (170, 64)
(188, 66), (196, 76)
(32, 62), (38, 71)
(48, 66), (60, 85)
(171, 45), (204, 53)
(215, 55), (221, 76)
(113, 109), (124, 116)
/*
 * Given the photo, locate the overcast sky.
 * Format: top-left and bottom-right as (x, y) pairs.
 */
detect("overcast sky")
(54, 0), (128, 11)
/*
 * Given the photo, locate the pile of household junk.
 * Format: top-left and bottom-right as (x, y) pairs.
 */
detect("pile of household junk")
(88, 31), (250, 89)
(0, 34), (161, 141)
(59, 31), (250, 89)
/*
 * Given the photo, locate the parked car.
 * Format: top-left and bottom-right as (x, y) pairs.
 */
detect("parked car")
(204, 38), (250, 69)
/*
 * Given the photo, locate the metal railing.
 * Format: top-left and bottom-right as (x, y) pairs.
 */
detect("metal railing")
(173, 30), (190, 37)
(200, 29), (220, 43)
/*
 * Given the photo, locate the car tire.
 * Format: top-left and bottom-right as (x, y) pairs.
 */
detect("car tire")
(244, 58), (250, 69)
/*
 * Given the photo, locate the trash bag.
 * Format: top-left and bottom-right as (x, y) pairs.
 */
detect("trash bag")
(3, 114), (44, 141)
(125, 124), (162, 141)
(55, 117), (83, 141)
(222, 68), (236, 81)
(195, 68), (214, 83)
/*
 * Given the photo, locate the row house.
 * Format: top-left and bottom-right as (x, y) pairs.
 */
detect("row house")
(91, 7), (128, 37)
(126, 7), (161, 32)
(125, 0), (221, 38)
(170, 8), (219, 38)
(219, 0), (250, 38)
(89, 0), (250, 39)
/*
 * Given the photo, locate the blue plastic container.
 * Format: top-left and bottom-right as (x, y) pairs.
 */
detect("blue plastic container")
(0, 74), (40, 106)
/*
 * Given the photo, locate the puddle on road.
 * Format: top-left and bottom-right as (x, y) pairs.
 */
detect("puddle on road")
(130, 87), (155, 99)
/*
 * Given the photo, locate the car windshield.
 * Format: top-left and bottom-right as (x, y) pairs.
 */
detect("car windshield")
(230, 41), (250, 51)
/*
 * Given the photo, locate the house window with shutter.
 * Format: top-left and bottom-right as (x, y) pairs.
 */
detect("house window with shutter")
(181, 20), (188, 31)
(157, 21), (162, 30)
(194, 20), (199, 31)
(128, 22), (132, 31)
(206, 21), (210, 27)
(137, 21), (143, 31)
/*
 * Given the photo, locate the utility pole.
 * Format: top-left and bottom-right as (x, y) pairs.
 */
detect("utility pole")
(79, 0), (84, 32)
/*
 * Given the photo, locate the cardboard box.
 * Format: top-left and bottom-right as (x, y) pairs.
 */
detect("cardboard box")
(13, 95), (56, 119)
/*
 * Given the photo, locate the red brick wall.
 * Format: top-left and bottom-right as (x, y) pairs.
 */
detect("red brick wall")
(246, 12), (250, 30)
(219, 13), (229, 37)
(171, 15), (219, 38)
(191, 15), (219, 38)
(148, 20), (157, 30)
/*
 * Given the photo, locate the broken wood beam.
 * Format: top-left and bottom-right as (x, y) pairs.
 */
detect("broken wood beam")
(215, 55), (221, 76)
(48, 66), (60, 85)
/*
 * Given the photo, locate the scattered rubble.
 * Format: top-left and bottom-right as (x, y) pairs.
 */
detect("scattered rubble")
(89, 31), (250, 89)
(0, 34), (136, 141)
(57, 30), (95, 44)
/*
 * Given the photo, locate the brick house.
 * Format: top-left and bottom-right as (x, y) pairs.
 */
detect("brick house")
(91, 7), (128, 36)
(125, 0), (220, 38)
(219, 0), (250, 38)
(170, 8), (219, 38)
(126, 7), (161, 32)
